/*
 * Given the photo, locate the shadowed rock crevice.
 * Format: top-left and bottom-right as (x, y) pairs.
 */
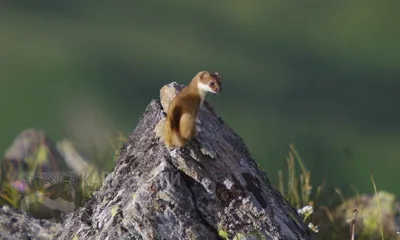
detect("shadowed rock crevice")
(56, 82), (314, 240)
(176, 168), (220, 238)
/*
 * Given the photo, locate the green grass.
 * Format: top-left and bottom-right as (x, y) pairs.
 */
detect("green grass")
(277, 144), (394, 240)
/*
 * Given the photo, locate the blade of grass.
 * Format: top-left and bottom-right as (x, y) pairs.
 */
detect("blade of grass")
(370, 169), (384, 240)
(334, 188), (345, 203)
(290, 144), (311, 206)
(300, 174), (305, 206)
(278, 170), (284, 195)
(289, 144), (307, 179)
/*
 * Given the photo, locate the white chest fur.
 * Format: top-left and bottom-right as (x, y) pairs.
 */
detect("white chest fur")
(197, 81), (212, 105)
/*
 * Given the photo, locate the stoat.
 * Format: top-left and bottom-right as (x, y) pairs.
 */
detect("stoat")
(163, 71), (222, 150)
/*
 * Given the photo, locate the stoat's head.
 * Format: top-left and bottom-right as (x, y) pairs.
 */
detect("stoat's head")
(196, 71), (222, 94)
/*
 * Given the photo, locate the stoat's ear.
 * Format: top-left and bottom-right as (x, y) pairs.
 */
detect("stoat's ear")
(198, 71), (208, 79)
(215, 71), (219, 77)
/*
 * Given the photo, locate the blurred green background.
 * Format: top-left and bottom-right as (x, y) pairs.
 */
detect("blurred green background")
(1, 1), (399, 198)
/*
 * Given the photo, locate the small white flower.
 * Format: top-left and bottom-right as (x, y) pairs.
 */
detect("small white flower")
(298, 205), (313, 215)
(308, 223), (319, 233)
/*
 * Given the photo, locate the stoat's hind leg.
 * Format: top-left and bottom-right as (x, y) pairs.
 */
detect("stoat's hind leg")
(179, 112), (196, 141)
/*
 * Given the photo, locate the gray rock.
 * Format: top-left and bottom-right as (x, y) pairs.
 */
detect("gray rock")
(0, 205), (61, 240)
(56, 83), (313, 240)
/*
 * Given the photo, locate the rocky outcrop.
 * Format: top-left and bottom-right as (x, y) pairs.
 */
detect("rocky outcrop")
(56, 82), (314, 240)
(0, 205), (61, 240)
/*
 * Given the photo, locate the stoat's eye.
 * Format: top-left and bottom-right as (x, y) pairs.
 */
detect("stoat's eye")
(209, 82), (215, 86)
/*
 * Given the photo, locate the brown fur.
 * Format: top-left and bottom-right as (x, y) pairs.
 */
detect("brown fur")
(163, 71), (221, 149)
